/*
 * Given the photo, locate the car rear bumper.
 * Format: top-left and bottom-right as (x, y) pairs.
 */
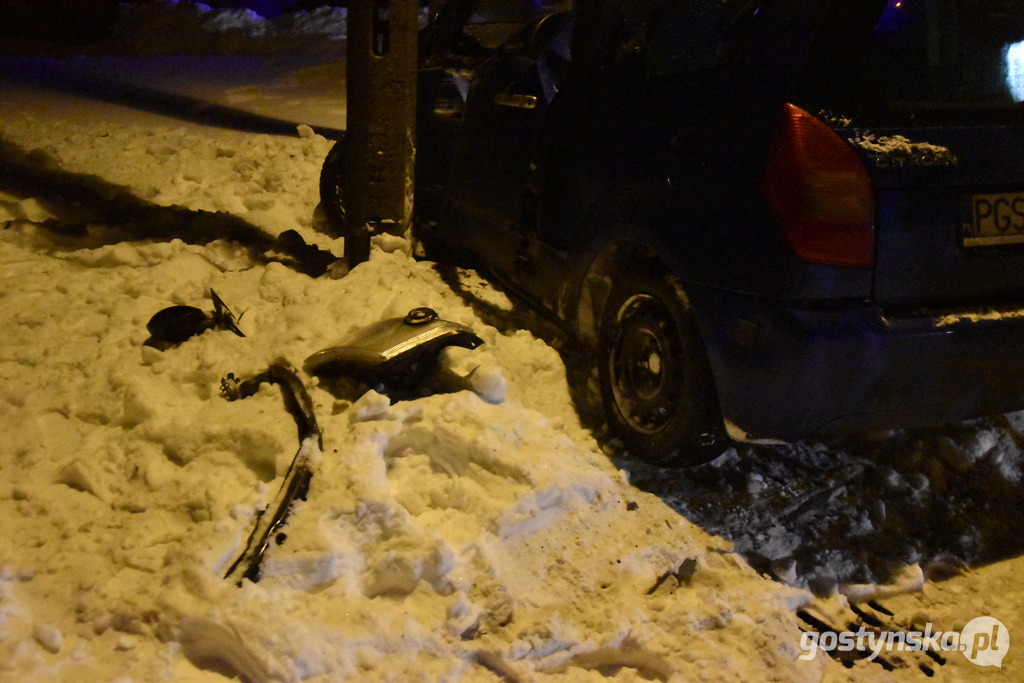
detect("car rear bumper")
(690, 287), (1024, 441)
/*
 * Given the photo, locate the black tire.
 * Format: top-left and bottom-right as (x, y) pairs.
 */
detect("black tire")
(318, 135), (347, 236)
(598, 271), (724, 464)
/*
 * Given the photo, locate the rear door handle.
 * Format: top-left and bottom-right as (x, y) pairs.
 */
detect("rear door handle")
(494, 93), (538, 110)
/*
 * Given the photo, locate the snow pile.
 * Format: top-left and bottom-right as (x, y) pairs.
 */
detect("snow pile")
(101, 1), (430, 56)
(109, 1), (349, 55)
(847, 133), (959, 168)
(0, 117), (331, 245)
(935, 303), (1024, 327)
(0, 106), (821, 680)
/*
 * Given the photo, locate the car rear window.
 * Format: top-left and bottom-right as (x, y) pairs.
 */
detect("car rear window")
(807, 0), (1024, 122)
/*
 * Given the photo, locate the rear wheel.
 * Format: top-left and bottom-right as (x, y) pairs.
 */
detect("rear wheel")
(318, 135), (347, 236)
(598, 271), (723, 464)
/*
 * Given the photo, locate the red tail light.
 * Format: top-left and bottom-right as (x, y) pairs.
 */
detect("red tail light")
(762, 104), (875, 267)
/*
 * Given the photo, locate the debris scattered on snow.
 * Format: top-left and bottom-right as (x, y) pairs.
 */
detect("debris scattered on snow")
(0, 104), (819, 681)
(626, 420), (1024, 592)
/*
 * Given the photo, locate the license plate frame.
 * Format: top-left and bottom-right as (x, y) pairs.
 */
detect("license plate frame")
(962, 191), (1024, 247)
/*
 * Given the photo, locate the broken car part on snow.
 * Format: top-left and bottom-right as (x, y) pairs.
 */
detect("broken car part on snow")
(305, 306), (484, 391)
(221, 362), (321, 585)
(215, 308), (483, 584)
(144, 288), (245, 350)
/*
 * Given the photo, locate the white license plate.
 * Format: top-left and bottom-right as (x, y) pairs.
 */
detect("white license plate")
(963, 192), (1024, 246)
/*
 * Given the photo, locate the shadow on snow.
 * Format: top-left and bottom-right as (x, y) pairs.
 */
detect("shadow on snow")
(0, 135), (337, 276)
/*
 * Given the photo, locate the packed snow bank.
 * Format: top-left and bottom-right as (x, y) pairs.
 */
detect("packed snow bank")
(108, 1), (348, 55)
(0, 105), (823, 680)
(0, 224), (817, 682)
(0, 1), (430, 57)
(0, 115), (332, 247)
(0, 1), (349, 57)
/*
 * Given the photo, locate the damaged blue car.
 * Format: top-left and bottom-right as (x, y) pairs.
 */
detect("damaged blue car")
(323, 0), (1024, 462)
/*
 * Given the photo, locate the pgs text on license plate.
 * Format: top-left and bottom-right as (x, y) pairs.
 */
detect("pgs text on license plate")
(963, 192), (1024, 246)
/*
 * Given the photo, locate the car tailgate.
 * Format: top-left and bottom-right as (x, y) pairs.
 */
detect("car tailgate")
(799, 0), (1024, 306)
(852, 121), (1024, 306)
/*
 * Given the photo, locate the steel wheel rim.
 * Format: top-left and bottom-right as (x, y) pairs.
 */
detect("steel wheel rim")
(608, 293), (685, 435)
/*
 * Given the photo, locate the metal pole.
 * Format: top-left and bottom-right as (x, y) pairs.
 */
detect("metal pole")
(344, 0), (418, 267)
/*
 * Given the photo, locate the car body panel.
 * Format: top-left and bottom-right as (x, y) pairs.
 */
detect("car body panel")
(846, 124), (1024, 306)
(692, 285), (1024, 439)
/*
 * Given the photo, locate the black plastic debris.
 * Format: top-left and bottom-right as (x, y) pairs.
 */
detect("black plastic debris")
(221, 362), (321, 585)
(144, 289), (244, 350)
(221, 362), (321, 447)
(270, 229), (340, 278)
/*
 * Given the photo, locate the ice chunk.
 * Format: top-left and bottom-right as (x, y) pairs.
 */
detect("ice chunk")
(350, 390), (391, 422)
(32, 624), (62, 654)
(469, 365), (508, 404)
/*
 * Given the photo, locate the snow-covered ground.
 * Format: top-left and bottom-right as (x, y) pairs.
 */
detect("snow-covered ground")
(0, 0), (350, 134)
(0, 79), (821, 683)
(0, 2), (1022, 681)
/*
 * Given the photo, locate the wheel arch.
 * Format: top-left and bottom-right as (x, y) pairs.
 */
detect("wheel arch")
(578, 232), (728, 461)
(566, 176), (702, 343)
(573, 228), (698, 349)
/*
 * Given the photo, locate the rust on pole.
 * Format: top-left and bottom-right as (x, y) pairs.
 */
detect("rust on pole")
(344, 0), (418, 266)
